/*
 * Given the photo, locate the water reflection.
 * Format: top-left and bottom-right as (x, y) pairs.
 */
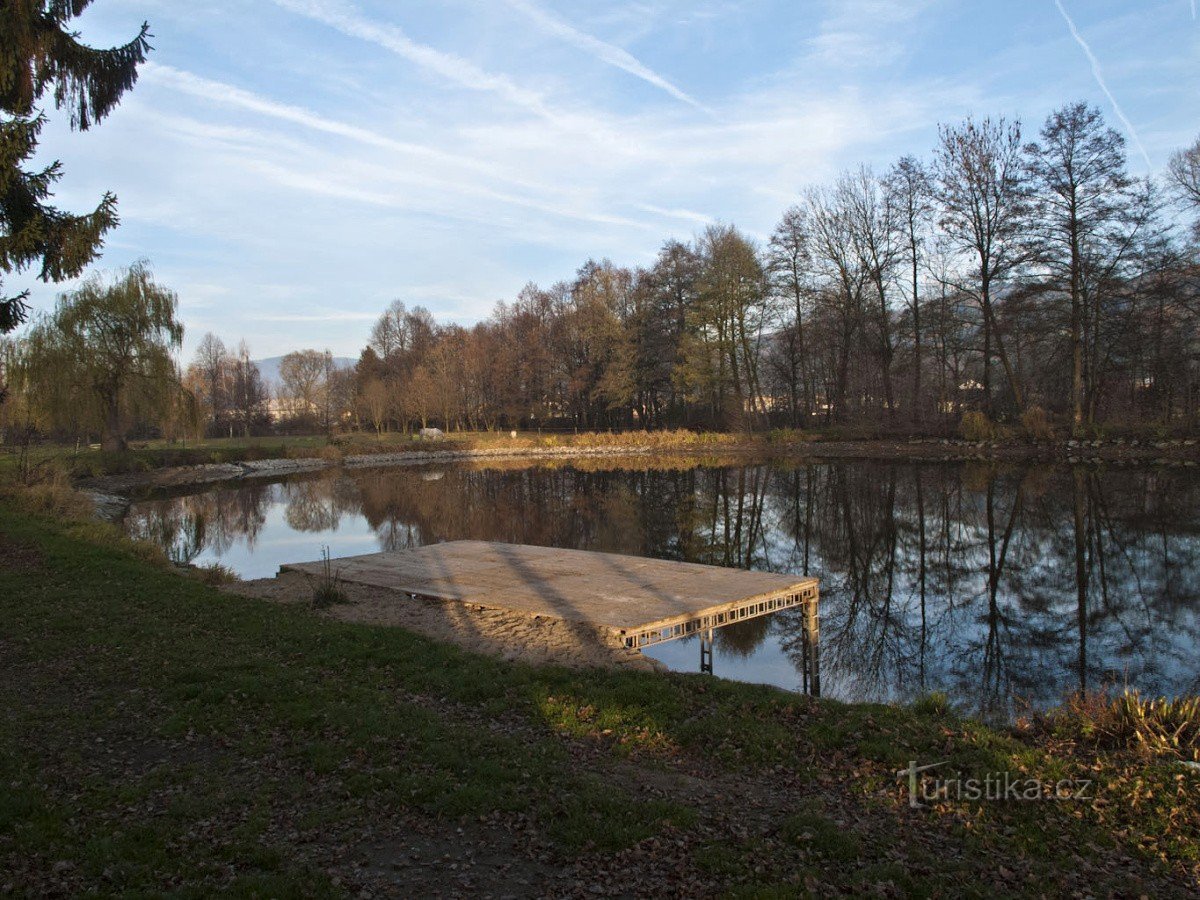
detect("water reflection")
(123, 461), (1200, 720)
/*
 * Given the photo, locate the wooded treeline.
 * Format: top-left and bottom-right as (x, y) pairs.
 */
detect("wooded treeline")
(8, 102), (1199, 447)
(333, 103), (1200, 436)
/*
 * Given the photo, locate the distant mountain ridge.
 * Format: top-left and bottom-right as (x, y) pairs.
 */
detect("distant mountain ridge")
(253, 355), (356, 388)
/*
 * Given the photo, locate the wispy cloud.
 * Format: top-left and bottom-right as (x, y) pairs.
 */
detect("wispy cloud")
(269, 0), (636, 150)
(142, 62), (648, 229)
(1053, 0), (1153, 171)
(807, 0), (932, 69)
(271, 0), (554, 118)
(250, 312), (379, 322)
(633, 203), (714, 225)
(144, 62), (498, 175)
(499, 0), (711, 113)
(241, 155), (655, 231)
(132, 87), (668, 247)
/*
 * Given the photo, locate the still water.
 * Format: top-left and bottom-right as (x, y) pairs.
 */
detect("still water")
(122, 459), (1200, 720)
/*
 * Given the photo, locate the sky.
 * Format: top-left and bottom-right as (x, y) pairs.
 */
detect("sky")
(11, 0), (1200, 359)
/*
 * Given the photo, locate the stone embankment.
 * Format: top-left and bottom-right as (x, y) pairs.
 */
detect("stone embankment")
(80, 444), (669, 497)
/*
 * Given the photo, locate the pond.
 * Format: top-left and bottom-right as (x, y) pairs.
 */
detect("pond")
(121, 458), (1200, 720)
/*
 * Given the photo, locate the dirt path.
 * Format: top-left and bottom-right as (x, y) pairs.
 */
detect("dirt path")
(226, 571), (663, 672)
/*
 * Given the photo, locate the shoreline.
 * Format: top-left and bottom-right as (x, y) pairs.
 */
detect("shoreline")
(226, 570), (665, 673)
(78, 436), (1200, 504)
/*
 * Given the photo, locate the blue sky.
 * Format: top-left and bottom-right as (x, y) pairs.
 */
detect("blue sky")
(12, 0), (1200, 359)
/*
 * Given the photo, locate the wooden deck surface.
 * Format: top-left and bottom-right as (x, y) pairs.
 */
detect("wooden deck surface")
(280, 540), (818, 637)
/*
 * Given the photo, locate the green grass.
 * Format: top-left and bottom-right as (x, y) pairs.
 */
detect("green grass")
(779, 802), (863, 862)
(1, 497), (1197, 895)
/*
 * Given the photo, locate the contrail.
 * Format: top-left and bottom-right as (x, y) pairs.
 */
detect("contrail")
(144, 62), (499, 172)
(273, 0), (554, 120)
(141, 63), (651, 229)
(1054, 0), (1153, 171)
(271, 0), (628, 147)
(500, 0), (712, 114)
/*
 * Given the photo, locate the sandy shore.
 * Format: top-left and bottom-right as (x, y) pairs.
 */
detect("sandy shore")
(226, 570), (664, 672)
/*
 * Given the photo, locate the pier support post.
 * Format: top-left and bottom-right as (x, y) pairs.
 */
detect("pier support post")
(700, 627), (714, 675)
(801, 592), (820, 697)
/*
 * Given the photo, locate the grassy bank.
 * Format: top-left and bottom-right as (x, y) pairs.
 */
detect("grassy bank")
(1, 492), (1197, 895)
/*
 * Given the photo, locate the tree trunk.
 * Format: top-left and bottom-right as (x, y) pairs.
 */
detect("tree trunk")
(1070, 222), (1084, 433)
(101, 395), (126, 452)
(911, 242), (922, 429)
(981, 295), (992, 416)
(980, 282), (1025, 414)
(873, 276), (896, 422)
(1072, 468), (1089, 695)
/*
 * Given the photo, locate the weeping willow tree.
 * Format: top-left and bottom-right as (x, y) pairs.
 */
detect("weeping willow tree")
(24, 262), (196, 451)
(0, 335), (47, 478)
(0, 1), (151, 332)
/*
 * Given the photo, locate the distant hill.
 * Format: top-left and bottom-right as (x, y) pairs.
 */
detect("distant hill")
(254, 355), (355, 388)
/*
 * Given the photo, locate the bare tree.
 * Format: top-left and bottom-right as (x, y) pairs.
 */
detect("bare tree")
(188, 332), (231, 434)
(358, 377), (389, 434)
(369, 300), (410, 360)
(767, 206), (815, 424)
(229, 342), (269, 437)
(887, 156), (934, 427)
(1168, 135), (1200, 211)
(844, 167), (903, 421)
(402, 365), (437, 430)
(1025, 102), (1138, 430)
(322, 360), (355, 434)
(935, 116), (1030, 415)
(279, 349), (328, 424)
(803, 183), (869, 422)
(684, 226), (769, 429)
(648, 240), (700, 424)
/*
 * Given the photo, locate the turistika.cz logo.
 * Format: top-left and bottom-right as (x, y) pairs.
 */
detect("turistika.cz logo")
(897, 760), (1095, 808)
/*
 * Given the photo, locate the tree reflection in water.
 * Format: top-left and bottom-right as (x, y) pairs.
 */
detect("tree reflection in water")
(123, 460), (1200, 720)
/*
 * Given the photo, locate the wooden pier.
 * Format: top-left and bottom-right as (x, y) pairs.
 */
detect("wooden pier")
(282, 541), (819, 687)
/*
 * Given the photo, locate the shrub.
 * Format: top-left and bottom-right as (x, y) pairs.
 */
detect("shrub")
(1107, 692), (1200, 760)
(911, 691), (951, 717)
(958, 411), (995, 442)
(308, 547), (349, 609)
(766, 429), (817, 445)
(193, 562), (239, 585)
(1042, 689), (1200, 761)
(1, 467), (94, 520)
(1019, 405), (1054, 443)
